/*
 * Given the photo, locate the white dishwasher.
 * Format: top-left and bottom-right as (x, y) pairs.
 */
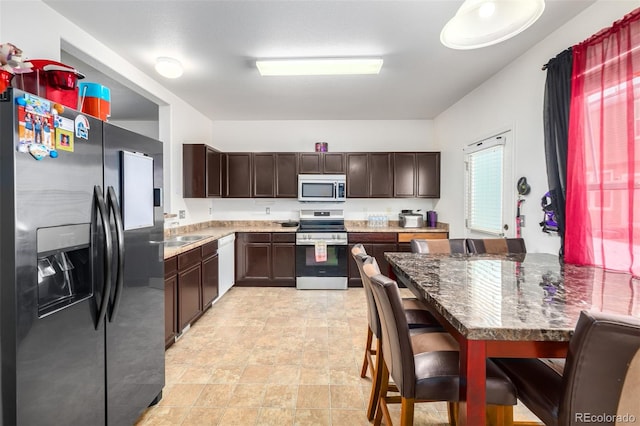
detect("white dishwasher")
(217, 234), (235, 297)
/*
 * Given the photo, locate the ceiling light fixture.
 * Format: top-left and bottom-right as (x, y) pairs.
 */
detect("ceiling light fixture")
(155, 57), (183, 79)
(255, 58), (383, 76)
(440, 0), (545, 50)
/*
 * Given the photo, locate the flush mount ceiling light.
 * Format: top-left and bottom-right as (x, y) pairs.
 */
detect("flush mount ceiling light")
(155, 57), (183, 78)
(255, 58), (383, 76)
(441, 0), (545, 50)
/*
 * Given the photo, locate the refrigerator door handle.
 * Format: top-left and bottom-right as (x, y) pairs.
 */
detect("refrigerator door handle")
(107, 186), (125, 322)
(95, 185), (113, 330)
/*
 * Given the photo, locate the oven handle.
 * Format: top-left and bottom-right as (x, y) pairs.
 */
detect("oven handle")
(295, 241), (348, 246)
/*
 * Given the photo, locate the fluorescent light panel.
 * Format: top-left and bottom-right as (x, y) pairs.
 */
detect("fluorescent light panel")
(256, 58), (383, 76)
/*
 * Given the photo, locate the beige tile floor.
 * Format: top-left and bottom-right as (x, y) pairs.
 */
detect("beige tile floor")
(136, 287), (541, 426)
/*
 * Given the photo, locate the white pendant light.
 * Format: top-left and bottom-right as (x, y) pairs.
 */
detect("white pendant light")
(441, 0), (545, 50)
(155, 57), (183, 78)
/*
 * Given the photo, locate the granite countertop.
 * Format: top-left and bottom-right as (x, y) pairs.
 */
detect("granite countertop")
(163, 222), (298, 258)
(163, 220), (449, 258)
(385, 252), (640, 342)
(346, 221), (449, 233)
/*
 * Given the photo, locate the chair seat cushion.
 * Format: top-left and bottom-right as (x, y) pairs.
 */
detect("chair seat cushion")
(410, 331), (459, 354)
(492, 358), (562, 426)
(402, 298), (442, 329)
(402, 298), (428, 311)
(414, 352), (518, 406)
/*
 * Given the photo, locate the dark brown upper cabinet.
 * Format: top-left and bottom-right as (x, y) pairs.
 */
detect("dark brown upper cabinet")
(252, 153), (276, 197)
(298, 152), (345, 174)
(393, 153), (416, 198)
(393, 152), (440, 198)
(416, 152), (440, 198)
(183, 144), (221, 198)
(346, 153), (393, 198)
(223, 153), (252, 198)
(275, 153), (298, 198)
(346, 153), (369, 198)
(298, 153), (322, 174)
(323, 153), (345, 174)
(369, 153), (394, 198)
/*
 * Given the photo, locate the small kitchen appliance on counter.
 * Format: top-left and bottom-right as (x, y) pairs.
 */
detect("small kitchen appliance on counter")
(399, 210), (424, 228)
(295, 209), (348, 290)
(426, 210), (438, 227)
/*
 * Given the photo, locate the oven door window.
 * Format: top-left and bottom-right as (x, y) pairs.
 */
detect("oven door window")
(301, 182), (335, 198)
(296, 245), (348, 277)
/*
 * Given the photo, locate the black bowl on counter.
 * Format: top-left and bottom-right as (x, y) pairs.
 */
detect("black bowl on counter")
(279, 221), (299, 228)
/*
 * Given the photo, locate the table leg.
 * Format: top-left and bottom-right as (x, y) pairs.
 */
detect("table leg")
(458, 339), (486, 425)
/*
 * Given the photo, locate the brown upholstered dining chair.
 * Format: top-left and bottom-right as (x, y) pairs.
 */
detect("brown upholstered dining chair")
(466, 238), (526, 254)
(351, 245), (443, 420)
(493, 311), (640, 426)
(410, 238), (467, 254)
(367, 271), (518, 426)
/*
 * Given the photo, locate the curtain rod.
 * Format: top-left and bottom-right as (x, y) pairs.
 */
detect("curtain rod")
(542, 48), (572, 71)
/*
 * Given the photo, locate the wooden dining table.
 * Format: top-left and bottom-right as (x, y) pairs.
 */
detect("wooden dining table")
(384, 252), (640, 425)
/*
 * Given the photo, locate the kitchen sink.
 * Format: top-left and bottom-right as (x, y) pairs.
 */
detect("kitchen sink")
(170, 235), (207, 242)
(163, 241), (189, 248)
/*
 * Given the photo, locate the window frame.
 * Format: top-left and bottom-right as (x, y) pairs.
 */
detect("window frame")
(464, 134), (507, 236)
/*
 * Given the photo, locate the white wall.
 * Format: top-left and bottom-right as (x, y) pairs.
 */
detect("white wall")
(109, 120), (159, 140)
(177, 119), (436, 224)
(211, 120), (434, 152)
(0, 0), (213, 216)
(433, 0), (639, 253)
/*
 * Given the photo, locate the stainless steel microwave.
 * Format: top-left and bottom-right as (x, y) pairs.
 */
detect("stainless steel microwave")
(298, 174), (346, 202)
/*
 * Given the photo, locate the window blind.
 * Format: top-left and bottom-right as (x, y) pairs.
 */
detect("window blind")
(466, 141), (504, 235)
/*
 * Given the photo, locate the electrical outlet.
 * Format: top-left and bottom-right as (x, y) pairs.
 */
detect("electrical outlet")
(266, 207), (270, 215)
(209, 208), (212, 215)
(179, 210), (185, 219)
(520, 215), (526, 227)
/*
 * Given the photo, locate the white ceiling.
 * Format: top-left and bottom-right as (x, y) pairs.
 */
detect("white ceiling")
(43, 0), (595, 121)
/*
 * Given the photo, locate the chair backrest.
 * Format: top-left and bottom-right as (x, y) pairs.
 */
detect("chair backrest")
(410, 238), (468, 254)
(558, 311), (640, 425)
(351, 247), (382, 337)
(466, 238), (526, 254)
(366, 271), (416, 398)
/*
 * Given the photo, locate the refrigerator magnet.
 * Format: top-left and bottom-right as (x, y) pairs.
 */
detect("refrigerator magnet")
(56, 129), (74, 152)
(28, 143), (48, 160)
(74, 115), (90, 140)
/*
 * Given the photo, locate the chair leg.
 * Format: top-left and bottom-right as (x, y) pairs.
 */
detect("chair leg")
(400, 397), (415, 426)
(361, 326), (373, 378)
(367, 337), (384, 421)
(486, 405), (514, 426)
(375, 360), (392, 426)
(448, 402), (459, 426)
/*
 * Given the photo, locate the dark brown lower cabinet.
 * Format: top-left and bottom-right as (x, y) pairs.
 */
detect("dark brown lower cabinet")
(236, 232), (296, 286)
(347, 232), (448, 287)
(201, 241), (219, 309)
(178, 261), (202, 331)
(272, 233), (296, 286)
(164, 256), (178, 349)
(347, 233), (397, 287)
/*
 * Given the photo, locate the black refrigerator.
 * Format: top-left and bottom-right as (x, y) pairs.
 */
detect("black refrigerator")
(0, 88), (165, 425)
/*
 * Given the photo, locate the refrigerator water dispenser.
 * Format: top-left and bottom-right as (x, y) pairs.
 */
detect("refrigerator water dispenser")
(37, 224), (92, 317)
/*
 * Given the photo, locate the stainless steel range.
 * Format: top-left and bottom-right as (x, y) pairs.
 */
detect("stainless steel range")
(296, 209), (348, 290)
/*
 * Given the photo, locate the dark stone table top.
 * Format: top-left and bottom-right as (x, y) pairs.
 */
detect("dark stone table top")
(385, 252), (640, 341)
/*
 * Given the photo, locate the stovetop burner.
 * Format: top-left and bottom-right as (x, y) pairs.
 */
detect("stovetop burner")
(297, 224), (346, 233)
(297, 209), (346, 233)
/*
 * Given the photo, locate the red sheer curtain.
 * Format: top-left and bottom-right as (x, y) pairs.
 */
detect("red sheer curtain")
(566, 9), (640, 276)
